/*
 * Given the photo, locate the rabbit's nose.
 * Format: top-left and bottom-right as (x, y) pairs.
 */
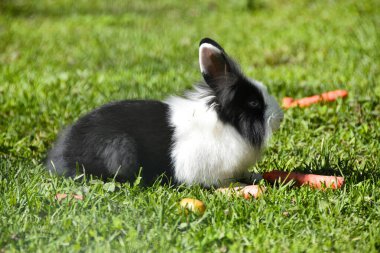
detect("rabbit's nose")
(269, 111), (283, 131)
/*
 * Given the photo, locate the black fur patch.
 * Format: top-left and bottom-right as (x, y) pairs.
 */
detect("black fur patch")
(199, 38), (267, 147)
(46, 100), (173, 185)
(199, 38), (225, 52)
(204, 74), (267, 147)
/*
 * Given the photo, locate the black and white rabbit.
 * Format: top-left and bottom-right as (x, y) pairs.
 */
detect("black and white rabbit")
(47, 38), (284, 187)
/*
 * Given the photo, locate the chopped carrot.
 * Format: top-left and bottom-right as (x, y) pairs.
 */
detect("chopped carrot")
(55, 193), (68, 201)
(282, 97), (295, 108)
(240, 185), (266, 199)
(282, 89), (348, 109)
(217, 185), (265, 199)
(55, 193), (84, 201)
(179, 198), (206, 215)
(262, 170), (344, 189)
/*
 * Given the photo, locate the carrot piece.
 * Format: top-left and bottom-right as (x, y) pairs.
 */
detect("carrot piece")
(240, 185), (266, 199)
(262, 170), (344, 189)
(282, 89), (348, 108)
(282, 97), (294, 108)
(55, 193), (68, 201)
(321, 90), (348, 102)
(179, 198), (206, 215)
(294, 95), (321, 107)
(55, 193), (84, 201)
(216, 185), (265, 199)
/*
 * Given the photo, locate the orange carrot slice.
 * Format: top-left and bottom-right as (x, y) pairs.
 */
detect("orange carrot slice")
(55, 193), (68, 201)
(55, 193), (84, 201)
(262, 170), (344, 189)
(217, 185), (265, 199)
(240, 185), (266, 199)
(282, 89), (348, 109)
(179, 198), (206, 215)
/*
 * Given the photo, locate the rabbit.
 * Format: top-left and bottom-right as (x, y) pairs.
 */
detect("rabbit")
(46, 38), (284, 187)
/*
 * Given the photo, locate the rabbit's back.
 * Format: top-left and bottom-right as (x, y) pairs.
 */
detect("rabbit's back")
(47, 100), (173, 183)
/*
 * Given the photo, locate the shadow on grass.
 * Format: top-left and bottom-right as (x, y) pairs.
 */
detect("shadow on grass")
(288, 157), (380, 184)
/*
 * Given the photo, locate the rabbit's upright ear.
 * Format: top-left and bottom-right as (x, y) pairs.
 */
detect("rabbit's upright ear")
(199, 38), (233, 85)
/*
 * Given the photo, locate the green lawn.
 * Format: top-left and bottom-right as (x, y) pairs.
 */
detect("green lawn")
(1, 0), (380, 252)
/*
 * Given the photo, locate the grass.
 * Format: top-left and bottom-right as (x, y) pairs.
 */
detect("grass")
(1, 0), (379, 252)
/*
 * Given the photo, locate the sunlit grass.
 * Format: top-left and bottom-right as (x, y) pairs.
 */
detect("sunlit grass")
(1, 0), (379, 252)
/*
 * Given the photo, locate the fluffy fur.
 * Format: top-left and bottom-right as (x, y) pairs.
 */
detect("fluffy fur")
(47, 101), (173, 184)
(46, 38), (283, 187)
(166, 87), (260, 187)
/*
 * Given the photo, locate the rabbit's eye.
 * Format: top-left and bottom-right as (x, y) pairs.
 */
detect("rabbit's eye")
(248, 100), (260, 109)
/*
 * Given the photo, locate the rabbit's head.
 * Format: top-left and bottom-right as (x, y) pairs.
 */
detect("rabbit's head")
(198, 38), (284, 148)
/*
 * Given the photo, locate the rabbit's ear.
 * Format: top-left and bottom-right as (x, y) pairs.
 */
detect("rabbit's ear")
(199, 38), (232, 84)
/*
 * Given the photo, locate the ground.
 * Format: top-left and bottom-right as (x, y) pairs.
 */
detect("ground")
(0, 0), (379, 252)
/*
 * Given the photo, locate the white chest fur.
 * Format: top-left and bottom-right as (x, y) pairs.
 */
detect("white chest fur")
(165, 96), (260, 187)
